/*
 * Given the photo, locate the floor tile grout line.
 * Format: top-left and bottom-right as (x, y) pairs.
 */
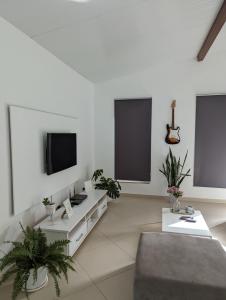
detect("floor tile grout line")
(74, 260), (108, 299)
(97, 227), (137, 260)
(92, 264), (135, 300)
(105, 203), (163, 227)
(95, 227), (137, 260)
(75, 204), (164, 265)
(94, 210), (163, 260)
(76, 225), (134, 260)
(93, 207), (140, 259)
(105, 238), (137, 260)
(92, 282), (110, 300)
(75, 252), (135, 284)
(95, 220), (162, 261)
(74, 212), (136, 285)
(74, 259), (134, 300)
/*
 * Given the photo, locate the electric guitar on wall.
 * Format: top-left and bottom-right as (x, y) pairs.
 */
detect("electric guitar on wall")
(165, 100), (180, 144)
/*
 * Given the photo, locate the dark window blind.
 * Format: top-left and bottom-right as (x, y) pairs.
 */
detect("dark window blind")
(115, 98), (151, 182)
(194, 95), (226, 188)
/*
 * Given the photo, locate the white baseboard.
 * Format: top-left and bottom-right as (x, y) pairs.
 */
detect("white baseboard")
(121, 193), (226, 204)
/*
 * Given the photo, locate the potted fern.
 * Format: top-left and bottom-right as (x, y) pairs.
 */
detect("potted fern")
(0, 224), (75, 300)
(92, 169), (121, 199)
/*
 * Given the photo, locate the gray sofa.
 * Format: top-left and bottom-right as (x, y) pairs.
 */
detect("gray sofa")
(134, 232), (226, 300)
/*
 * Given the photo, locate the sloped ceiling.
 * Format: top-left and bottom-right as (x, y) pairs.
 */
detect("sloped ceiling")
(0, 0), (224, 82)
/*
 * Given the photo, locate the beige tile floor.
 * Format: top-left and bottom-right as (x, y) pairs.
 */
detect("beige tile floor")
(1, 195), (226, 300)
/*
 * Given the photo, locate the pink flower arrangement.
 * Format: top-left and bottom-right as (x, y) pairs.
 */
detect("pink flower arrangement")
(167, 186), (183, 198)
(167, 186), (178, 194)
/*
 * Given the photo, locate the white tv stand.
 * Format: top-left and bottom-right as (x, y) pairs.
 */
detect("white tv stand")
(37, 190), (107, 256)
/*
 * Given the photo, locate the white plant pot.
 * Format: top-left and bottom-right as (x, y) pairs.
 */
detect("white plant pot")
(24, 267), (48, 292)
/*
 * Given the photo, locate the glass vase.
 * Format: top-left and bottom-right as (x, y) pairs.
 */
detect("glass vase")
(170, 195), (181, 213)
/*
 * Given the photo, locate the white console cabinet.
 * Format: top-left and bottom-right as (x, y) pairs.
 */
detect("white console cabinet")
(37, 190), (107, 256)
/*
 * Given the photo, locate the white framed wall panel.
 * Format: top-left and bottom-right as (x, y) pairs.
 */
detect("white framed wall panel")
(9, 105), (79, 215)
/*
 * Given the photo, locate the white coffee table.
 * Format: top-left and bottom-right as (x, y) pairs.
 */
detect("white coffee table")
(162, 208), (212, 238)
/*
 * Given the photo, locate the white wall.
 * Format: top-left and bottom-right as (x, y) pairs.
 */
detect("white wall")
(0, 17), (94, 237)
(94, 54), (226, 201)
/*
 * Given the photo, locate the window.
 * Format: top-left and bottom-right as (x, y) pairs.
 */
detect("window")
(194, 95), (226, 188)
(114, 98), (152, 182)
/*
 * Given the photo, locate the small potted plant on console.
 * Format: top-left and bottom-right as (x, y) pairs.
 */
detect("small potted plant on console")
(42, 197), (56, 221)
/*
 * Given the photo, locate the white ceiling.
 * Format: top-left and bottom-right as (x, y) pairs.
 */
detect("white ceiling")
(0, 0), (224, 82)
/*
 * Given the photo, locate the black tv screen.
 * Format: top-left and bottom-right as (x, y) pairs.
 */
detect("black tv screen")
(46, 133), (77, 175)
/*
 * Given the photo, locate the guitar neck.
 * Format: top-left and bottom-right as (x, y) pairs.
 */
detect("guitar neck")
(172, 108), (175, 129)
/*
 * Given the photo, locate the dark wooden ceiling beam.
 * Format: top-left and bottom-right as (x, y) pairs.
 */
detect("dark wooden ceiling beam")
(197, 0), (226, 61)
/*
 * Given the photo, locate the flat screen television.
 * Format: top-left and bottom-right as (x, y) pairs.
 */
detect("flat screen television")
(46, 133), (77, 175)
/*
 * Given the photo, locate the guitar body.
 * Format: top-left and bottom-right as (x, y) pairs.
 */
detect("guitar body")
(165, 124), (180, 144)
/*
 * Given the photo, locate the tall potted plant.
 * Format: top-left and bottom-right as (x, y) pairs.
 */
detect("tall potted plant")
(159, 148), (191, 211)
(0, 224), (75, 300)
(159, 148), (191, 188)
(92, 169), (121, 199)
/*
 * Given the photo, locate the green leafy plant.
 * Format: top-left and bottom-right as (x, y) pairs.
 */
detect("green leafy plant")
(159, 148), (191, 188)
(92, 169), (121, 199)
(0, 224), (75, 300)
(42, 197), (52, 206)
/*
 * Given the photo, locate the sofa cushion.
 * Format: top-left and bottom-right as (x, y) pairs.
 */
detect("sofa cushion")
(134, 232), (226, 300)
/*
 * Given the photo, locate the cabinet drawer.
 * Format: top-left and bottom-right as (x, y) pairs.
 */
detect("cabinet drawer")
(68, 222), (87, 256)
(98, 198), (108, 217)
